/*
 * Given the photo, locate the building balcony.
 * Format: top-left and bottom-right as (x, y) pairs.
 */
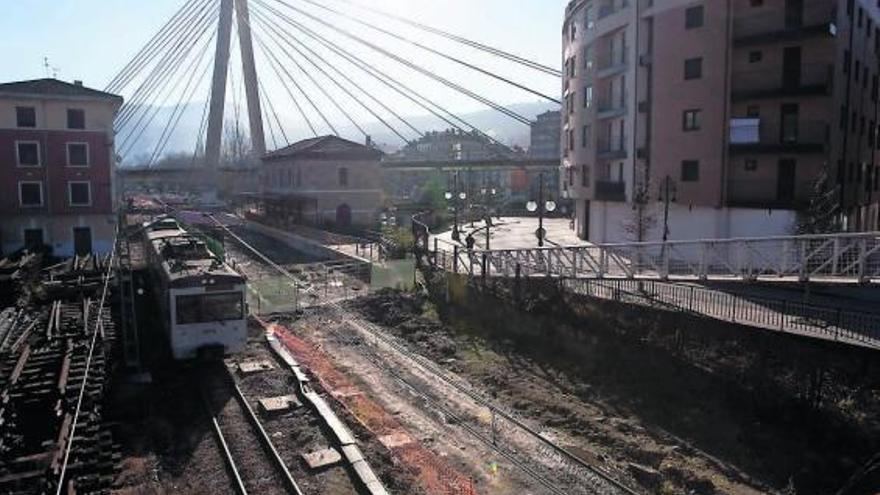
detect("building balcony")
(597, 136), (628, 160)
(732, 0), (835, 47)
(597, 0), (629, 20)
(594, 180), (626, 202)
(731, 63), (833, 101)
(596, 50), (628, 78)
(726, 179), (813, 209)
(729, 119), (829, 155)
(596, 98), (627, 119)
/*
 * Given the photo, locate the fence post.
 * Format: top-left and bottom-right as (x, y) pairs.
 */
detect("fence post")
(779, 300), (787, 331)
(434, 237), (439, 267)
(515, 263), (522, 301)
(689, 285), (695, 312)
(858, 237), (867, 283)
(481, 253), (487, 285)
(835, 308), (842, 341)
(453, 245), (459, 274)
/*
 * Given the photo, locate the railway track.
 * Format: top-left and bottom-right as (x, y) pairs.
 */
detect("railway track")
(214, 216), (640, 495)
(200, 363), (304, 495)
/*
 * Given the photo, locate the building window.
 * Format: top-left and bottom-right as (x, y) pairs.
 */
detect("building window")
(69, 182), (92, 206)
(681, 160), (700, 182)
(569, 129), (575, 151)
(780, 104), (799, 143)
(66, 143), (89, 167)
(19, 182), (43, 207)
(582, 164), (590, 187)
(584, 45), (594, 70)
(685, 6), (704, 29)
(16, 107), (36, 128)
(584, 85), (593, 108)
(749, 51), (762, 63)
(684, 57), (703, 80)
(16, 141), (40, 167)
(67, 109), (85, 130)
(745, 158), (758, 171)
(683, 109), (701, 131)
(582, 125), (591, 148)
(585, 5), (594, 30)
(338, 167), (349, 187)
(746, 105), (760, 118)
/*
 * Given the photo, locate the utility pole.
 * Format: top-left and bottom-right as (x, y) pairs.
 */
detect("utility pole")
(235, 0), (266, 157)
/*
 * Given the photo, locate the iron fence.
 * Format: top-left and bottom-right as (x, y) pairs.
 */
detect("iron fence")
(563, 278), (880, 348)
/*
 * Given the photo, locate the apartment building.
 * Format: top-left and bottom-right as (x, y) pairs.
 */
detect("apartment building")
(529, 110), (563, 159)
(562, 0), (880, 243)
(0, 79), (123, 256)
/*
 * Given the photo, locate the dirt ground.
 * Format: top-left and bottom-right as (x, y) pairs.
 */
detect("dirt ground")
(340, 288), (879, 495)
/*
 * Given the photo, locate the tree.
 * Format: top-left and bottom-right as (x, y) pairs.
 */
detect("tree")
(622, 182), (658, 242)
(222, 117), (252, 166)
(796, 164), (841, 234)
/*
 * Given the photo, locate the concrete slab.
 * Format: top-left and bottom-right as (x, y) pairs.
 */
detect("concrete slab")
(378, 431), (415, 449)
(432, 217), (587, 251)
(302, 447), (342, 469)
(258, 394), (301, 414)
(238, 359), (275, 375)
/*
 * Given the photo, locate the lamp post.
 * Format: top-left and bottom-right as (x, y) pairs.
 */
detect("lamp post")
(526, 172), (557, 247)
(478, 186), (497, 249)
(658, 175), (677, 265)
(445, 172), (467, 242)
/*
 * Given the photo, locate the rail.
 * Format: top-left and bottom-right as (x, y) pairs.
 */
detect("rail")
(429, 231), (880, 284)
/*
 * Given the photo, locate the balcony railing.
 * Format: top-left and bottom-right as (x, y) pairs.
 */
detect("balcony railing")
(731, 63), (833, 100)
(597, 96), (627, 118)
(597, 135), (627, 159)
(733, 0), (836, 45)
(598, 0), (629, 20)
(727, 179), (815, 208)
(729, 119), (829, 154)
(595, 180), (626, 202)
(596, 49), (628, 73)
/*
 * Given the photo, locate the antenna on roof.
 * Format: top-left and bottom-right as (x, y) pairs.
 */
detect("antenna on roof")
(43, 56), (60, 78)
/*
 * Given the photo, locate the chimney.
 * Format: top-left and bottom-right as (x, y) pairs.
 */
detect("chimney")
(73, 80), (83, 86)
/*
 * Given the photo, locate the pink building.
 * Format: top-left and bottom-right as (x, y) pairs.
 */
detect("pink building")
(0, 79), (123, 256)
(563, 0), (880, 242)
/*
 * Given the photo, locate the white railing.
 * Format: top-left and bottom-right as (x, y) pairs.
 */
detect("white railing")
(435, 232), (880, 284)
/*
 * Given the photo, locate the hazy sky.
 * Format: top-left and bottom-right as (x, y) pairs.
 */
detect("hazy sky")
(0, 0), (569, 156)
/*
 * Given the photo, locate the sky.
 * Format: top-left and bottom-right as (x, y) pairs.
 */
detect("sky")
(0, 0), (570, 160)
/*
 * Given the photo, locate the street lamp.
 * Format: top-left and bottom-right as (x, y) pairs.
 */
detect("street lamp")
(526, 173), (557, 247)
(658, 175), (678, 244)
(445, 172), (467, 242)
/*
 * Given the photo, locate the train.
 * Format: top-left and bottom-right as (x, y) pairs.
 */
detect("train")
(142, 216), (248, 360)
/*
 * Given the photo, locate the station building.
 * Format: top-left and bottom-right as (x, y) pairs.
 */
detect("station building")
(0, 78), (123, 256)
(258, 135), (384, 228)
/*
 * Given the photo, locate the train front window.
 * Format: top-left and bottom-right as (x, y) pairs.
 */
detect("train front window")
(176, 293), (244, 324)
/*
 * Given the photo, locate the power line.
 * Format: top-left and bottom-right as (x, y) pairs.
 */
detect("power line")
(294, 0), (560, 104)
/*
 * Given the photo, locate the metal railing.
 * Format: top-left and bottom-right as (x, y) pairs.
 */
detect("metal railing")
(432, 231), (880, 284)
(563, 278), (880, 348)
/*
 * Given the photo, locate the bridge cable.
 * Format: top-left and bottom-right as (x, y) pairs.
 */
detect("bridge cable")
(254, 0), (516, 158)
(263, 0), (533, 126)
(117, 9), (218, 157)
(293, 0), (560, 104)
(251, 8), (414, 143)
(254, 19), (362, 137)
(106, 0), (208, 93)
(259, 83), (281, 150)
(116, 0), (219, 132)
(119, 12), (219, 159)
(146, 29), (217, 167)
(328, 0), (561, 77)
(252, 31), (321, 137)
(114, 0), (217, 126)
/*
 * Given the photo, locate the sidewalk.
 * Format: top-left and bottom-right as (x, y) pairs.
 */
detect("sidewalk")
(432, 217), (588, 250)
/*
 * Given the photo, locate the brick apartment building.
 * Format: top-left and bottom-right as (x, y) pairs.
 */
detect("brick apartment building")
(563, 0), (880, 243)
(0, 79), (123, 256)
(259, 135), (383, 228)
